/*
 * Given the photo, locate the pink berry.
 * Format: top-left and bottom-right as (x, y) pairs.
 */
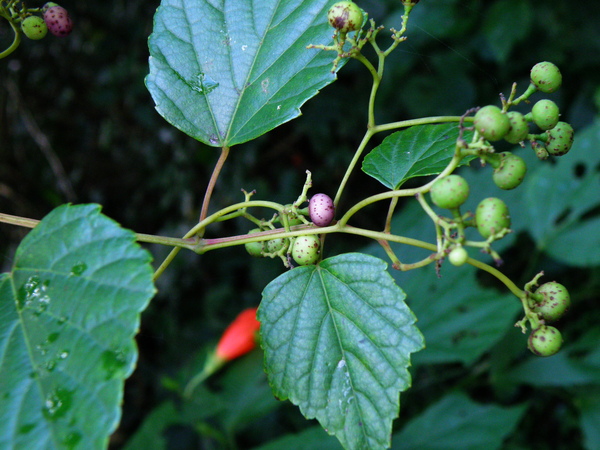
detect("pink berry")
(308, 193), (335, 227)
(43, 5), (73, 37)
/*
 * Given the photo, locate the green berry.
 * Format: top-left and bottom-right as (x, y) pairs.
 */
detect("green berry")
(532, 282), (570, 322)
(530, 62), (562, 93)
(430, 175), (470, 210)
(528, 326), (563, 357)
(504, 111), (529, 144)
(448, 246), (468, 266)
(327, 1), (363, 33)
(245, 228), (264, 257)
(475, 197), (510, 239)
(266, 237), (286, 254)
(492, 152), (527, 190)
(291, 235), (321, 266)
(474, 105), (510, 141)
(531, 99), (560, 131)
(21, 16), (48, 40)
(546, 121), (574, 156)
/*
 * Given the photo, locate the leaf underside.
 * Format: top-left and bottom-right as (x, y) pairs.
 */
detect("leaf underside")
(0, 204), (155, 449)
(146, 0), (341, 147)
(259, 253), (424, 450)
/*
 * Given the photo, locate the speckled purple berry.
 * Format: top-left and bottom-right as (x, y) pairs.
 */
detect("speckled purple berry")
(43, 5), (73, 37)
(309, 193), (335, 227)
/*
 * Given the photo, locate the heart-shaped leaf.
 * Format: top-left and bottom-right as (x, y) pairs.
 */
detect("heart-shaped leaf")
(258, 253), (424, 449)
(0, 204), (155, 449)
(146, 0), (340, 147)
(362, 123), (475, 189)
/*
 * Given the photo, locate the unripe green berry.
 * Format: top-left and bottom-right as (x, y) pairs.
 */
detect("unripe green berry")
(531, 99), (560, 131)
(530, 62), (562, 93)
(327, 1), (363, 33)
(266, 237), (286, 254)
(546, 121), (574, 156)
(448, 246), (468, 266)
(475, 197), (510, 239)
(291, 235), (321, 266)
(430, 175), (470, 210)
(504, 111), (529, 144)
(474, 105), (510, 141)
(528, 325), (563, 357)
(492, 152), (527, 190)
(21, 16), (48, 40)
(532, 281), (570, 322)
(245, 228), (264, 257)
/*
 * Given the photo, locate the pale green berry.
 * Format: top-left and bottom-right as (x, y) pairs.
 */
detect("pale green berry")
(430, 175), (470, 210)
(532, 282), (570, 322)
(474, 105), (510, 141)
(528, 326), (563, 356)
(21, 16), (48, 40)
(531, 99), (560, 131)
(492, 152), (527, 190)
(475, 197), (510, 239)
(327, 1), (363, 33)
(448, 246), (468, 266)
(546, 121), (574, 156)
(245, 228), (264, 257)
(291, 235), (320, 266)
(530, 62), (562, 93)
(504, 111), (529, 144)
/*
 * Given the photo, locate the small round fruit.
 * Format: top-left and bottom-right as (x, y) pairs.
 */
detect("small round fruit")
(504, 111), (529, 144)
(528, 326), (563, 357)
(43, 5), (73, 37)
(245, 229), (264, 257)
(530, 62), (562, 93)
(492, 152), (527, 190)
(474, 105), (511, 141)
(21, 16), (48, 40)
(266, 237), (286, 254)
(533, 281), (570, 322)
(327, 1), (363, 33)
(291, 235), (320, 266)
(475, 197), (510, 239)
(546, 121), (574, 156)
(531, 99), (560, 131)
(309, 193), (335, 227)
(448, 246), (468, 266)
(430, 175), (470, 209)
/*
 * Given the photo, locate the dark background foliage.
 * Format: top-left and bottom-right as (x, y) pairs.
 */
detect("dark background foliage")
(2, 0), (600, 448)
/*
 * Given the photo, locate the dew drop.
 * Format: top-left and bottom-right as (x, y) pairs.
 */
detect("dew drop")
(59, 350), (70, 359)
(70, 262), (87, 276)
(42, 388), (73, 420)
(18, 423), (36, 435)
(63, 431), (82, 449)
(18, 276), (51, 315)
(101, 349), (128, 380)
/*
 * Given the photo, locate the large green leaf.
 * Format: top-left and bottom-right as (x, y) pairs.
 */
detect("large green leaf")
(392, 392), (527, 449)
(258, 253), (424, 450)
(362, 123), (475, 189)
(482, 0), (532, 64)
(146, 0), (340, 147)
(522, 120), (600, 266)
(0, 204), (155, 449)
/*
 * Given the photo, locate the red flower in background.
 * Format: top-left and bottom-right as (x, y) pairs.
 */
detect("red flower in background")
(216, 307), (260, 361)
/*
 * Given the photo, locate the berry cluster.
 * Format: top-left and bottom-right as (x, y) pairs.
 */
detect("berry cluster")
(19, 2), (73, 41)
(244, 192), (335, 267)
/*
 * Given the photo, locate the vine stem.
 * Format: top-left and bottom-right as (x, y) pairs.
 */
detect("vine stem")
(0, 15), (21, 59)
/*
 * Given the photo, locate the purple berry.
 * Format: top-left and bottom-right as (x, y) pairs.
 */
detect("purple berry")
(43, 5), (73, 37)
(309, 193), (335, 227)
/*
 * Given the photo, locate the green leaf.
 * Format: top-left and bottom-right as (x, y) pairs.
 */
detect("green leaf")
(255, 426), (343, 450)
(392, 392), (527, 450)
(522, 120), (600, 266)
(146, 0), (340, 147)
(362, 123), (475, 189)
(0, 204), (155, 449)
(482, 0), (532, 63)
(258, 253), (424, 450)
